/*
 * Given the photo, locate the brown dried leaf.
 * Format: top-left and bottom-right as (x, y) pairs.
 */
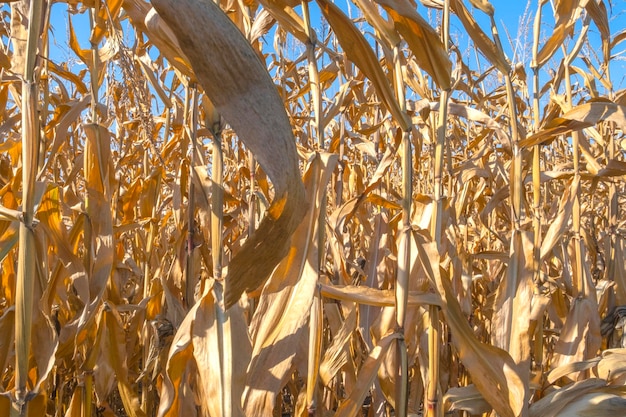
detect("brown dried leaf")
(192, 282), (251, 417)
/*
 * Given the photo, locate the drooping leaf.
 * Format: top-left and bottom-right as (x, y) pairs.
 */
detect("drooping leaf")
(151, 0), (307, 309)
(244, 153), (337, 417)
(316, 0), (410, 131)
(373, 0), (452, 89)
(412, 230), (526, 417)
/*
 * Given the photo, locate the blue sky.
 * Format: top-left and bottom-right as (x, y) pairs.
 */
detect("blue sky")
(40, 1), (626, 96)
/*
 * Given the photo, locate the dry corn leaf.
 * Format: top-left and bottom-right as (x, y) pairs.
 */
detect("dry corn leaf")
(541, 176), (578, 261)
(444, 384), (493, 415)
(244, 153), (336, 416)
(522, 101), (626, 148)
(151, 0), (307, 309)
(102, 307), (146, 417)
(156, 317), (194, 417)
(121, 1), (194, 79)
(412, 229), (526, 417)
(491, 229), (533, 410)
(256, 0), (309, 44)
(319, 305), (357, 387)
(373, 0), (452, 89)
(597, 349), (626, 385)
(468, 0), (494, 15)
(316, 0), (410, 131)
(548, 356), (601, 384)
(192, 282), (250, 417)
(530, 379), (620, 417)
(319, 283), (441, 307)
(552, 297), (602, 378)
(558, 392), (626, 416)
(90, 0), (124, 45)
(352, 0), (400, 48)
(334, 332), (402, 417)
(449, 0), (509, 73)
(536, 0), (583, 68)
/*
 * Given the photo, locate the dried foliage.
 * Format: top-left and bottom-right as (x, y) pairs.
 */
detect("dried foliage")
(0, 0), (625, 416)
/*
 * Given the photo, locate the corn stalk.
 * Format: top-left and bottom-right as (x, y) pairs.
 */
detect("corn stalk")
(426, 3), (450, 416)
(13, 1), (44, 415)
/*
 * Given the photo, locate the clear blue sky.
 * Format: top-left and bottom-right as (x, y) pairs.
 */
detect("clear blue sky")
(38, 1), (626, 96)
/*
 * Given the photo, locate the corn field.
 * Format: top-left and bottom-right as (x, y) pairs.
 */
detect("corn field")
(0, 0), (625, 416)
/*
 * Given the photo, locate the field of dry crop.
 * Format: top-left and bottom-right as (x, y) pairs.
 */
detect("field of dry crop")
(0, 0), (625, 416)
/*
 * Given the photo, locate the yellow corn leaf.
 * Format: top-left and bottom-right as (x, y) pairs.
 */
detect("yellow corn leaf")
(192, 282), (251, 417)
(449, 0), (510, 73)
(536, 0), (583, 67)
(151, 0), (307, 308)
(468, 0), (494, 15)
(0, 307), (14, 375)
(68, 15), (93, 66)
(529, 379), (622, 417)
(412, 230), (526, 417)
(521, 101), (626, 148)
(353, 0), (400, 48)
(444, 385), (493, 415)
(121, 1), (194, 79)
(63, 387), (83, 417)
(373, 0), (452, 89)
(37, 186), (83, 279)
(83, 123), (114, 298)
(47, 61), (88, 94)
(319, 283), (441, 307)
(316, 0), (410, 131)
(335, 332), (402, 417)
(244, 152), (337, 417)
(103, 308), (146, 417)
(319, 306), (357, 386)
(256, 0), (309, 44)
(41, 95), (91, 175)
(90, 0), (124, 45)
(552, 296), (602, 378)
(541, 177), (578, 261)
